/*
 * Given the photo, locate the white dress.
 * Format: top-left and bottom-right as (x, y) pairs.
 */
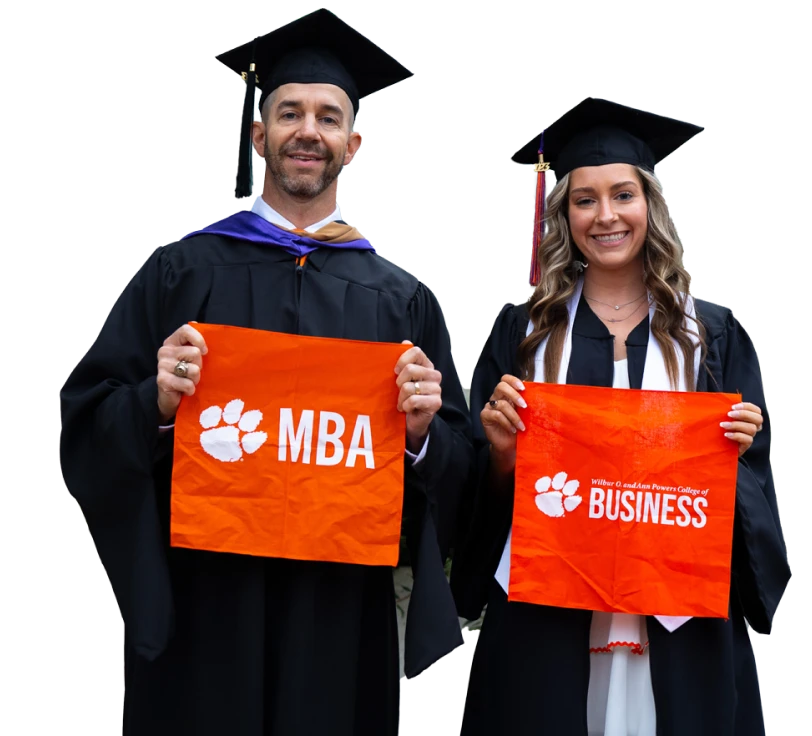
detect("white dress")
(586, 359), (656, 736)
(494, 355), (663, 734)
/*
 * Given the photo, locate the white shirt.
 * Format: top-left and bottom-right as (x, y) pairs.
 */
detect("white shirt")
(251, 196), (342, 233)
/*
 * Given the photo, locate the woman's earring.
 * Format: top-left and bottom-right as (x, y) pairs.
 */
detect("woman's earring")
(572, 260), (589, 272)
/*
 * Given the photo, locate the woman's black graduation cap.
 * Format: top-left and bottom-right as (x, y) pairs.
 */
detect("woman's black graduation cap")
(512, 98), (703, 176)
(217, 8), (413, 198)
(514, 98), (703, 285)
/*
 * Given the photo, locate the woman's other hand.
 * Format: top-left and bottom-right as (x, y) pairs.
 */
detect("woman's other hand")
(721, 402), (764, 457)
(482, 374), (527, 474)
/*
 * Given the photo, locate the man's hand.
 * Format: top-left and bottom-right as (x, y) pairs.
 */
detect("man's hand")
(156, 324), (208, 424)
(394, 341), (442, 454)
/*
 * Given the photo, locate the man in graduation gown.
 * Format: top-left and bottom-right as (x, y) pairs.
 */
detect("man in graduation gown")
(60, 10), (473, 736)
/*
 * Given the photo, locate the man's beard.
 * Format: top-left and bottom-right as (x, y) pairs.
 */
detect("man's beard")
(265, 140), (345, 199)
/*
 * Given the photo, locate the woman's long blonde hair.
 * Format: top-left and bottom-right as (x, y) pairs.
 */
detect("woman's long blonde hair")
(517, 167), (704, 388)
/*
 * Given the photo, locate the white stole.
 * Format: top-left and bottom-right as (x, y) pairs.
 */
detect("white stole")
(494, 278), (701, 633)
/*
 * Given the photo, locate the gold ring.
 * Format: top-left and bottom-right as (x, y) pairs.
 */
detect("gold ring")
(174, 360), (189, 378)
(414, 381), (421, 395)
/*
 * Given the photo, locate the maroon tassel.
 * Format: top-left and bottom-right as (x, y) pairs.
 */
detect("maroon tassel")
(530, 165), (546, 286)
(530, 140), (550, 286)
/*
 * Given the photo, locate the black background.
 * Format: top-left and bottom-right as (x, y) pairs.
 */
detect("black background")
(54, 6), (801, 735)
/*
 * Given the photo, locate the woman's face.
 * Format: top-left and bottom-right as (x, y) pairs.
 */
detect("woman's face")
(567, 163), (648, 273)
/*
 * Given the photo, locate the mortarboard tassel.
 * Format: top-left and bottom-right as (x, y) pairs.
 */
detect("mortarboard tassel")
(530, 134), (550, 286)
(234, 64), (259, 199)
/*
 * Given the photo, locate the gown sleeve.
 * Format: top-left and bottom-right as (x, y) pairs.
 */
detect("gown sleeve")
(400, 283), (475, 677)
(405, 283), (474, 554)
(715, 312), (791, 633)
(450, 303), (522, 622)
(60, 247), (176, 660)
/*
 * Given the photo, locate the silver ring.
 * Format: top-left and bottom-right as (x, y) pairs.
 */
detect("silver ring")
(488, 400), (498, 408)
(174, 360), (189, 378)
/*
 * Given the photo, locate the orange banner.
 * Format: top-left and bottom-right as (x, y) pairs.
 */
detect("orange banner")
(511, 383), (740, 618)
(170, 324), (407, 566)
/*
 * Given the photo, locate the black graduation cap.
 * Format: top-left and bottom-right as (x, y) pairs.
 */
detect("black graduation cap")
(512, 98), (703, 177)
(217, 9), (413, 198)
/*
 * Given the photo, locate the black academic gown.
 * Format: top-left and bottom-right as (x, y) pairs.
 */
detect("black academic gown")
(60, 233), (473, 736)
(451, 298), (790, 736)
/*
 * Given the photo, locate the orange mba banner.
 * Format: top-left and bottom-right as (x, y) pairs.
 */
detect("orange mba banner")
(511, 383), (740, 618)
(171, 324), (406, 566)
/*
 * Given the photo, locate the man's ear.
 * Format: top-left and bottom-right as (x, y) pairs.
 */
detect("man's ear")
(252, 121), (266, 157)
(343, 131), (362, 166)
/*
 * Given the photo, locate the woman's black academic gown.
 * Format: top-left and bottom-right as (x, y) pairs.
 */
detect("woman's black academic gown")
(451, 298), (790, 736)
(60, 234), (474, 736)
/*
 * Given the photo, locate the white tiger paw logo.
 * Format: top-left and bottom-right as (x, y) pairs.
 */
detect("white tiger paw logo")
(535, 471), (582, 517)
(199, 399), (267, 462)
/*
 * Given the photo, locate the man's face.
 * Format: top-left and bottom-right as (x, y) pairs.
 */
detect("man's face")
(256, 83), (361, 200)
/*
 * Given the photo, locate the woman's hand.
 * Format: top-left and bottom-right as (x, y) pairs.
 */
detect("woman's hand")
(721, 402), (764, 457)
(481, 374), (527, 474)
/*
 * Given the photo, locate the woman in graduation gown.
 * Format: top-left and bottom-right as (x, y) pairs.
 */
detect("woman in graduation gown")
(451, 99), (790, 736)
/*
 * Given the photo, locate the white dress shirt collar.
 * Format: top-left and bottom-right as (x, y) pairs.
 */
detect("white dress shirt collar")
(251, 196), (343, 234)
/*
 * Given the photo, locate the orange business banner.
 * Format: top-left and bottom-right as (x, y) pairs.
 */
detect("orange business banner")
(511, 383), (740, 618)
(170, 324), (407, 566)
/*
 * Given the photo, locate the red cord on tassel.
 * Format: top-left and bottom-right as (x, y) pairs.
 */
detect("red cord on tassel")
(530, 153), (548, 286)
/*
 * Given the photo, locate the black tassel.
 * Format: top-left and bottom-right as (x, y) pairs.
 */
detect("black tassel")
(235, 57), (258, 198)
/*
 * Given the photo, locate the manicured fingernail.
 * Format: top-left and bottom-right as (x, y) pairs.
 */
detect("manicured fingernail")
(728, 411), (740, 418)
(517, 397), (528, 409)
(720, 422), (732, 429)
(732, 403), (744, 410)
(516, 381), (525, 391)
(518, 421), (526, 431)
(724, 432), (734, 438)
(511, 426), (517, 434)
